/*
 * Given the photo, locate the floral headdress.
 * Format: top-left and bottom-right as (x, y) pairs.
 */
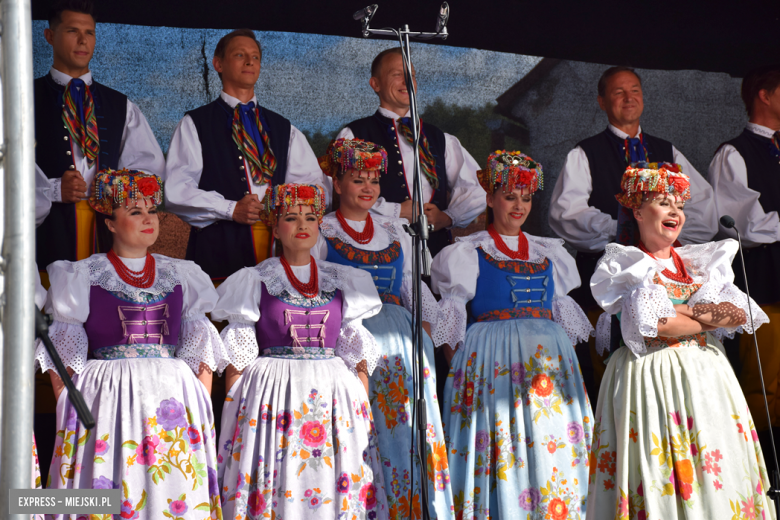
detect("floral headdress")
(318, 138), (388, 178)
(478, 150), (543, 194)
(261, 183), (327, 225)
(88, 168), (163, 216)
(615, 162), (692, 209)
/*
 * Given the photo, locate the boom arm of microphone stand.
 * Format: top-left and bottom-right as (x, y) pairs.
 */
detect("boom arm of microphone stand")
(35, 306), (95, 429)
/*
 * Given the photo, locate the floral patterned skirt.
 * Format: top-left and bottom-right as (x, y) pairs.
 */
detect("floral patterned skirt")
(45, 357), (222, 520)
(217, 352), (389, 520)
(443, 317), (593, 520)
(587, 337), (776, 520)
(363, 304), (454, 519)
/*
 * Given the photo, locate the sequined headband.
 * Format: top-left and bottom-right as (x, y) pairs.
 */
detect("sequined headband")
(615, 162), (692, 209)
(477, 150), (543, 194)
(88, 168), (163, 216)
(319, 138), (388, 178)
(261, 183), (327, 225)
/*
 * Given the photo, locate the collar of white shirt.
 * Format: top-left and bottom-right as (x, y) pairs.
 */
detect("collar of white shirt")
(377, 106), (411, 121)
(220, 91), (258, 109)
(49, 67), (92, 87)
(607, 123), (642, 140)
(746, 122), (778, 139)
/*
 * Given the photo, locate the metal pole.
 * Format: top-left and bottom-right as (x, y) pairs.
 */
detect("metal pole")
(0, 1), (37, 518)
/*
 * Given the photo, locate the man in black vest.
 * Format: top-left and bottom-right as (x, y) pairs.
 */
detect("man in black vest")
(336, 47), (486, 259)
(710, 64), (780, 449)
(548, 66), (717, 399)
(35, 0), (165, 273)
(165, 29), (325, 281)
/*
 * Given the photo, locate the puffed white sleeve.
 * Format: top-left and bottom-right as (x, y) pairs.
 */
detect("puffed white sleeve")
(337, 268), (383, 376)
(175, 261), (227, 375)
(34, 261), (90, 375)
(212, 269), (263, 375)
(430, 242), (478, 349)
(591, 245), (677, 356)
(685, 240), (769, 337)
(544, 240), (594, 345)
(397, 218), (441, 326)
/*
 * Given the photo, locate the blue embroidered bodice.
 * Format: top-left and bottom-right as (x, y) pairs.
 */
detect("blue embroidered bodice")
(325, 236), (404, 306)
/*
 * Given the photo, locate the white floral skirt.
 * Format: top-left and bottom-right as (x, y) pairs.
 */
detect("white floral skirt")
(217, 351), (389, 520)
(587, 336), (776, 519)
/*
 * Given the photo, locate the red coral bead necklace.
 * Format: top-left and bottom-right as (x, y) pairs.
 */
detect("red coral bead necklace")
(280, 255), (319, 298)
(488, 224), (529, 260)
(336, 209), (374, 244)
(638, 242), (693, 284)
(107, 249), (156, 288)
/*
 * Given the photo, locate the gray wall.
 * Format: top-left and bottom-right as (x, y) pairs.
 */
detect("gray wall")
(507, 60), (745, 237)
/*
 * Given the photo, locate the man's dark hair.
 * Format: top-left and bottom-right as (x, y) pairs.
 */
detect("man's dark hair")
(597, 66), (642, 97)
(48, 0), (95, 28)
(741, 64), (780, 118)
(371, 47), (402, 78)
(214, 29), (262, 61)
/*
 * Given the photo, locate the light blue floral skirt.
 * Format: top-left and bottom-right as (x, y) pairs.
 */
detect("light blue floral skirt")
(364, 303), (454, 519)
(443, 317), (593, 520)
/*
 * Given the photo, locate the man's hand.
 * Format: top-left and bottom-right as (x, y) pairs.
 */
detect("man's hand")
(232, 194), (262, 225)
(399, 199), (414, 221)
(60, 170), (88, 203)
(424, 203), (452, 231)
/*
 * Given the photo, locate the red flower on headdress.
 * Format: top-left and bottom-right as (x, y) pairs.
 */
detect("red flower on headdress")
(518, 170), (534, 186)
(364, 156), (382, 170)
(664, 163), (681, 173)
(137, 177), (160, 197)
(670, 177), (689, 194)
(297, 186), (316, 199)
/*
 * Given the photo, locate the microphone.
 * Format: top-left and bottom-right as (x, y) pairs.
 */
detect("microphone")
(720, 214), (780, 512)
(435, 2), (450, 33)
(353, 4), (378, 21)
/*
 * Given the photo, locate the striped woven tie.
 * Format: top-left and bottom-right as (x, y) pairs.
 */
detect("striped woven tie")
(773, 131), (780, 157)
(232, 102), (276, 185)
(397, 116), (439, 190)
(62, 78), (99, 167)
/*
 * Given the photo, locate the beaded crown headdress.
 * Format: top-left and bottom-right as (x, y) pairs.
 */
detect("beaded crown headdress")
(89, 169), (163, 216)
(261, 183), (327, 225)
(478, 150), (543, 194)
(615, 162), (691, 209)
(319, 138), (388, 178)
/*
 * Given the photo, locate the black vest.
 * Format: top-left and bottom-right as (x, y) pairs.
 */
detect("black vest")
(34, 73), (127, 268)
(725, 129), (780, 305)
(570, 128), (675, 311)
(185, 98), (291, 280)
(347, 111), (451, 257)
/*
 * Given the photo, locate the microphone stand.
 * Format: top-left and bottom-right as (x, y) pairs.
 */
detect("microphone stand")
(729, 222), (780, 517)
(355, 5), (449, 520)
(35, 307), (95, 430)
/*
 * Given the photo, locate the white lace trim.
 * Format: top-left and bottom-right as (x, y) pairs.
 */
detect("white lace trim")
(432, 297), (467, 349)
(249, 258), (352, 297)
(454, 230), (563, 265)
(218, 322), (259, 375)
(552, 296), (594, 346)
(34, 321), (88, 375)
(687, 280), (769, 335)
(621, 284), (678, 356)
(176, 317), (224, 374)
(401, 274), (442, 327)
(595, 312), (612, 356)
(75, 254), (196, 300)
(336, 321), (380, 376)
(320, 214), (400, 251)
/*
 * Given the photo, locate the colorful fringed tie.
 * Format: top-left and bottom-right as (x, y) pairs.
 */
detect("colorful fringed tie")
(623, 134), (648, 164)
(772, 131), (780, 159)
(397, 117), (439, 190)
(232, 102), (277, 185)
(62, 78), (99, 168)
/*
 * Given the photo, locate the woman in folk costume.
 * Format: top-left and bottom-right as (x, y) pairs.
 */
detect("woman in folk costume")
(432, 151), (594, 519)
(314, 138), (454, 519)
(36, 169), (224, 519)
(213, 183), (389, 520)
(587, 162), (774, 519)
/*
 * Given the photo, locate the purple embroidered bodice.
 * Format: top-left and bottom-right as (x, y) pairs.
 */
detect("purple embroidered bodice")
(83, 285), (183, 352)
(256, 285), (342, 350)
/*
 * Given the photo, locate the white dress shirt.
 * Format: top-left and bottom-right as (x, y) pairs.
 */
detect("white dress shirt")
(164, 92), (328, 227)
(337, 107), (486, 228)
(709, 123), (780, 248)
(40, 67), (165, 202)
(35, 164), (53, 227)
(549, 124), (718, 252)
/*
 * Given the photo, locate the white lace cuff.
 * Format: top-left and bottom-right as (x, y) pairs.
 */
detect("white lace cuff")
(218, 322), (259, 375)
(552, 296), (594, 346)
(336, 321), (380, 377)
(176, 316), (225, 375)
(595, 312), (612, 356)
(51, 177), (63, 203)
(34, 320), (88, 375)
(400, 274), (442, 327)
(621, 284), (678, 355)
(432, 297), (467, 349)
(687, 281), (769, 335)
